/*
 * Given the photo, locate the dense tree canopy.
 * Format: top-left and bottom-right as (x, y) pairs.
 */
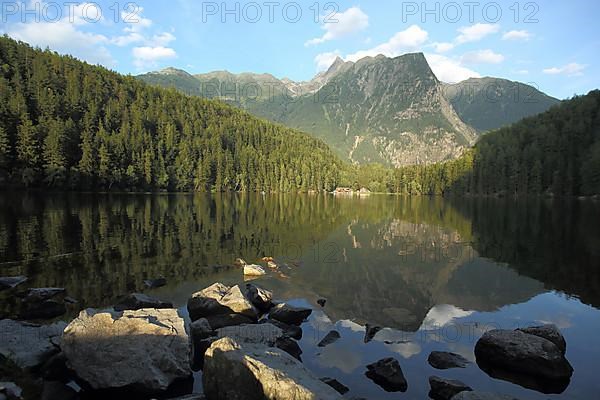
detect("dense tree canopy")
(0, 36), (341, 192)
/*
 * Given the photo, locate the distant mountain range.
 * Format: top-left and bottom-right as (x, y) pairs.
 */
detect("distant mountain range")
(138, 54), (560, 167)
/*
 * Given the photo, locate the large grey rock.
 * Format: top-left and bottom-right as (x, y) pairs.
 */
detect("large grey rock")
(517, 325), (566, 354)
(0, 319), (66, 369)
(114, 293), (173, 311)
(244, 284), (273, 311)
(206, 313), (255, 330)
(429, 376), (471, 400)
(61, 308), (191, 392)
(203, 338), (341, 399)
(187, 283), (258, 321)
(428, 351), (470, 369)
(216, 323), (285, 346)
(269, 303), (312, 326)
(17, 288), (67, 320)
(190, 318), (216, 371)
(452, 392), (520, 400)
(0, 276), (27, 291)
(365, 358), (408, 392)
(475, 328), (573, 381)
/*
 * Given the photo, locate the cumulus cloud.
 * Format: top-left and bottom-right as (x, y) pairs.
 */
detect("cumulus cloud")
(305, 6), (369, 46)
(345, 25), (428, 62)
(502, 30), (532, 41)
(461, 49), (505, 64)
(425, 54), (481, 83)
(456, 23), (500, 44)
(432, 42), (454, 53)
(543, 63), (587, 76)
(132, 46), (177, 69)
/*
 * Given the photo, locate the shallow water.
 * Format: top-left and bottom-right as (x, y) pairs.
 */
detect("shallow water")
(1, 193), (599, 399)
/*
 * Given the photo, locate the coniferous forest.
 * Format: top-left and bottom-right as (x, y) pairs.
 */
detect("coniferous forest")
(0, 36), (599, 196)
(0, 36), (341, 192)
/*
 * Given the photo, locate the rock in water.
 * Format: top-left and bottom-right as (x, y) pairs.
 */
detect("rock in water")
(203, 338), (341, 400)
(114, 293), (173, 311)
(428, 351), (470, 369)
(187, 283), (258, 321)
(428, 376), (472, 400)
(364, 324), (382, 343)
(517, 325), (567, 354)
(320, 378), (349, 395)
(61, 308), (191, 392)
(244, 264), (266, 277)
(318, 330), (341, 347)
(244, 283), (273, 311)
(0, 276), (27, 291)
(144, 278), (167, 289)
(262, 318), (303, 340)
(269, 303), (312, 326)
(317, 299), (327, 308)
(0, 320), (66, 369)
(365, 358), (408, 392)
(276, 337), (303, 361)
(474, 328), (573, 382)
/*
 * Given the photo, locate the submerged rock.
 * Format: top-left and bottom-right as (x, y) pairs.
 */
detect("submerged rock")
(243, 264), (266, 277)
(320, 378), (349, 395)
(365, 358), (408, 392)
(0, 319), (66, 369)
(318, 330), (341, 348)
(428, 376), (472, 400)
(114, 293), (173, 311)
(269, 303), (312, 326)
(61, 308), (191, 393)
(203, 337), (341, 400)
(187, 283), (258, 322)
(428, 351), (470, 369)
(475, 327), (573, 388)
(0, 276), (27, 291)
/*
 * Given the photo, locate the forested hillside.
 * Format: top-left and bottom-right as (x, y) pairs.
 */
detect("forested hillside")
(0, 36), (341, 192)
(345, 90), (600, 196)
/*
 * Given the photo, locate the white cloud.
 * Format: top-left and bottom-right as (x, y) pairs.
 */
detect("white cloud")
(420, 304), (473, 330)
(6, 20), (115, 67)
(432, 42), (454, 53)
(122, 9), (153, 33)
(345, 25), (428, 62)
(461, 49), (505, 64)
(305, 6), (369, 46)
(314, 50), (342, 72)
(456, 23), (500, 44)
(132, 46), (177, 69)
(543, 63), (587, 77)
(515, 69), (529, 75)
(425, 53), (481, 83)
(502, 30), (532, 41)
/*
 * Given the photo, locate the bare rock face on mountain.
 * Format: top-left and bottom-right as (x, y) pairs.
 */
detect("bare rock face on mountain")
(61, 308), (191, 393)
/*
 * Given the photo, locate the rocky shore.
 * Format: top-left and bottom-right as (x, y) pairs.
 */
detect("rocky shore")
(0, 261), (574, 400)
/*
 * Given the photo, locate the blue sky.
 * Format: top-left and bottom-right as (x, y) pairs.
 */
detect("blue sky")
(1, 0), (598, 99)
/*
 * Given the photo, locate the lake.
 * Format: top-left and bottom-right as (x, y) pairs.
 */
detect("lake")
(1, 193), (599, 399)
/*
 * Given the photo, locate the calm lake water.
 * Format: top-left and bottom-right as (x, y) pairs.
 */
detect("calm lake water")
(1, 193), (600, 399)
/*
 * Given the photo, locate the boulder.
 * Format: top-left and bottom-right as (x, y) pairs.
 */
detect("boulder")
(203, 337), (341, 399)
(365, 358), (407, 392)
(320, 378), (349, 395)
(18, 288), (65, 302)
(206, 313), (255, 330)
(114, 293), (173, 311)
(517, 325), (566, 354)
(61, 308), (191, 392)
(475, 328), (573, 382)
(262, 319), (303, 340)
(428, 351), (470, 369)
(276, 337), (303, 361)
(364, 324), (382, 343)
(451, 392), (520, 400)
(216, 323), (285, 346)
(190, 318), (215, 371)
(0, 276), (27, 291)
(0, 382), (23, 400)
(269, 303), (312, 326)
(0, 319), (66, 369)
(244, 264), (266, 277)
(318, 330), (341, 348)
(244, 284), (273, 312)
(428, 376), (472, 400)
(187, 283), (257, 321)
(144, 278), (167, 289)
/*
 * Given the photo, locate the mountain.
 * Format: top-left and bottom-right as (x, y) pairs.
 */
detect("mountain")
(444, 77), (560, 133)
(137, 67), (204, 97)
(0, 36), (341, 192)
